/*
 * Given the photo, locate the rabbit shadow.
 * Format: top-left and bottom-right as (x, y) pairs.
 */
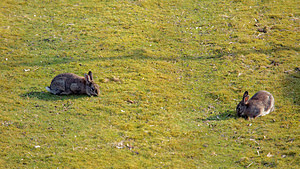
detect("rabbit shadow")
(202, 110), (237, 121)
(284, 68), (299, 106)
(20, 91), (88, 101)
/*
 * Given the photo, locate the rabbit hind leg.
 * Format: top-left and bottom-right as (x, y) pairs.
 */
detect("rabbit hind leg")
(60, 91), (73, 95)
(70, 83), (82, 94)
(47, 87), (63, 95)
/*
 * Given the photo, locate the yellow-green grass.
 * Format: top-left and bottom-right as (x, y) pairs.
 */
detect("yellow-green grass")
(0, 0), (299, 168)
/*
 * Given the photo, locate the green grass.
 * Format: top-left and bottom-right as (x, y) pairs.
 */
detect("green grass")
(0, 0), (299, 168)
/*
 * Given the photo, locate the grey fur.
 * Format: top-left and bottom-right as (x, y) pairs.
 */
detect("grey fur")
(236, 90), (275, 119)
(46, 72), (100, 96)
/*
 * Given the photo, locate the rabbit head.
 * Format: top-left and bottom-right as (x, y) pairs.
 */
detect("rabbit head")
(236, 91), (249, 118)
(84, 71), (100, 96)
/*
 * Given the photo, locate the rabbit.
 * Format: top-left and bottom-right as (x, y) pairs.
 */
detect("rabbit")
(46, 71), (100, 96)
(236, 90), (274, 119)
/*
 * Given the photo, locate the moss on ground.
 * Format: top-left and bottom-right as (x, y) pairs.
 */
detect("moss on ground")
(0, 0), (299, 168)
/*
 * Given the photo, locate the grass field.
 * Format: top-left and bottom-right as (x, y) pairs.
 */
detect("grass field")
(0, 0), (299, 168)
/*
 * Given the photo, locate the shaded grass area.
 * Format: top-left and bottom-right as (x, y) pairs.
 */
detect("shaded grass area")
(0, 0), (299, 168)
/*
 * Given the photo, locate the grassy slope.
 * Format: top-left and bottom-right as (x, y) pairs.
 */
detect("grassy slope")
(0, 0), (299, 168)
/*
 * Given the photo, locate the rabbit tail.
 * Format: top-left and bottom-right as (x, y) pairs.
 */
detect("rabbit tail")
(46, 86), (61, 95)
(46, 87), (51, 92)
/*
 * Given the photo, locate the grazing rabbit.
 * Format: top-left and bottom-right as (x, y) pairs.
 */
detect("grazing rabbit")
(236, 90), (274, 119)
(46, 71), (100, 96)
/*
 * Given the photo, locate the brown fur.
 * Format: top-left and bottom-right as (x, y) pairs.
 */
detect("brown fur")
(236, 90), (275, 119)
(46, 72), (100, 96)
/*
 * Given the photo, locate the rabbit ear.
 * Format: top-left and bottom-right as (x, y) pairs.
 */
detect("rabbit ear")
(84, 73), (91, 83)
(88, 71), (93, 81)
(243, 91), (250, 104)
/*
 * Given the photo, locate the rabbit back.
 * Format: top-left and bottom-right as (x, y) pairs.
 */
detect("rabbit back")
(237, 90), (274, 119)
(47, 73), (86, 95)
(247, 90), (274, 117)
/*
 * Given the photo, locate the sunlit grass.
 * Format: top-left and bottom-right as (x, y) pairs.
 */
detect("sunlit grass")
(0, 0), (299, 168)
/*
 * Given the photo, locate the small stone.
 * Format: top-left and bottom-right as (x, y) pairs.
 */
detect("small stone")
(267, 152), (273, 157)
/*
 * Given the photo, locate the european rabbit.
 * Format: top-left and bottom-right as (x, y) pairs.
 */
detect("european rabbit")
(236, 90), (274, 119)
(46, 71), (99, 96)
